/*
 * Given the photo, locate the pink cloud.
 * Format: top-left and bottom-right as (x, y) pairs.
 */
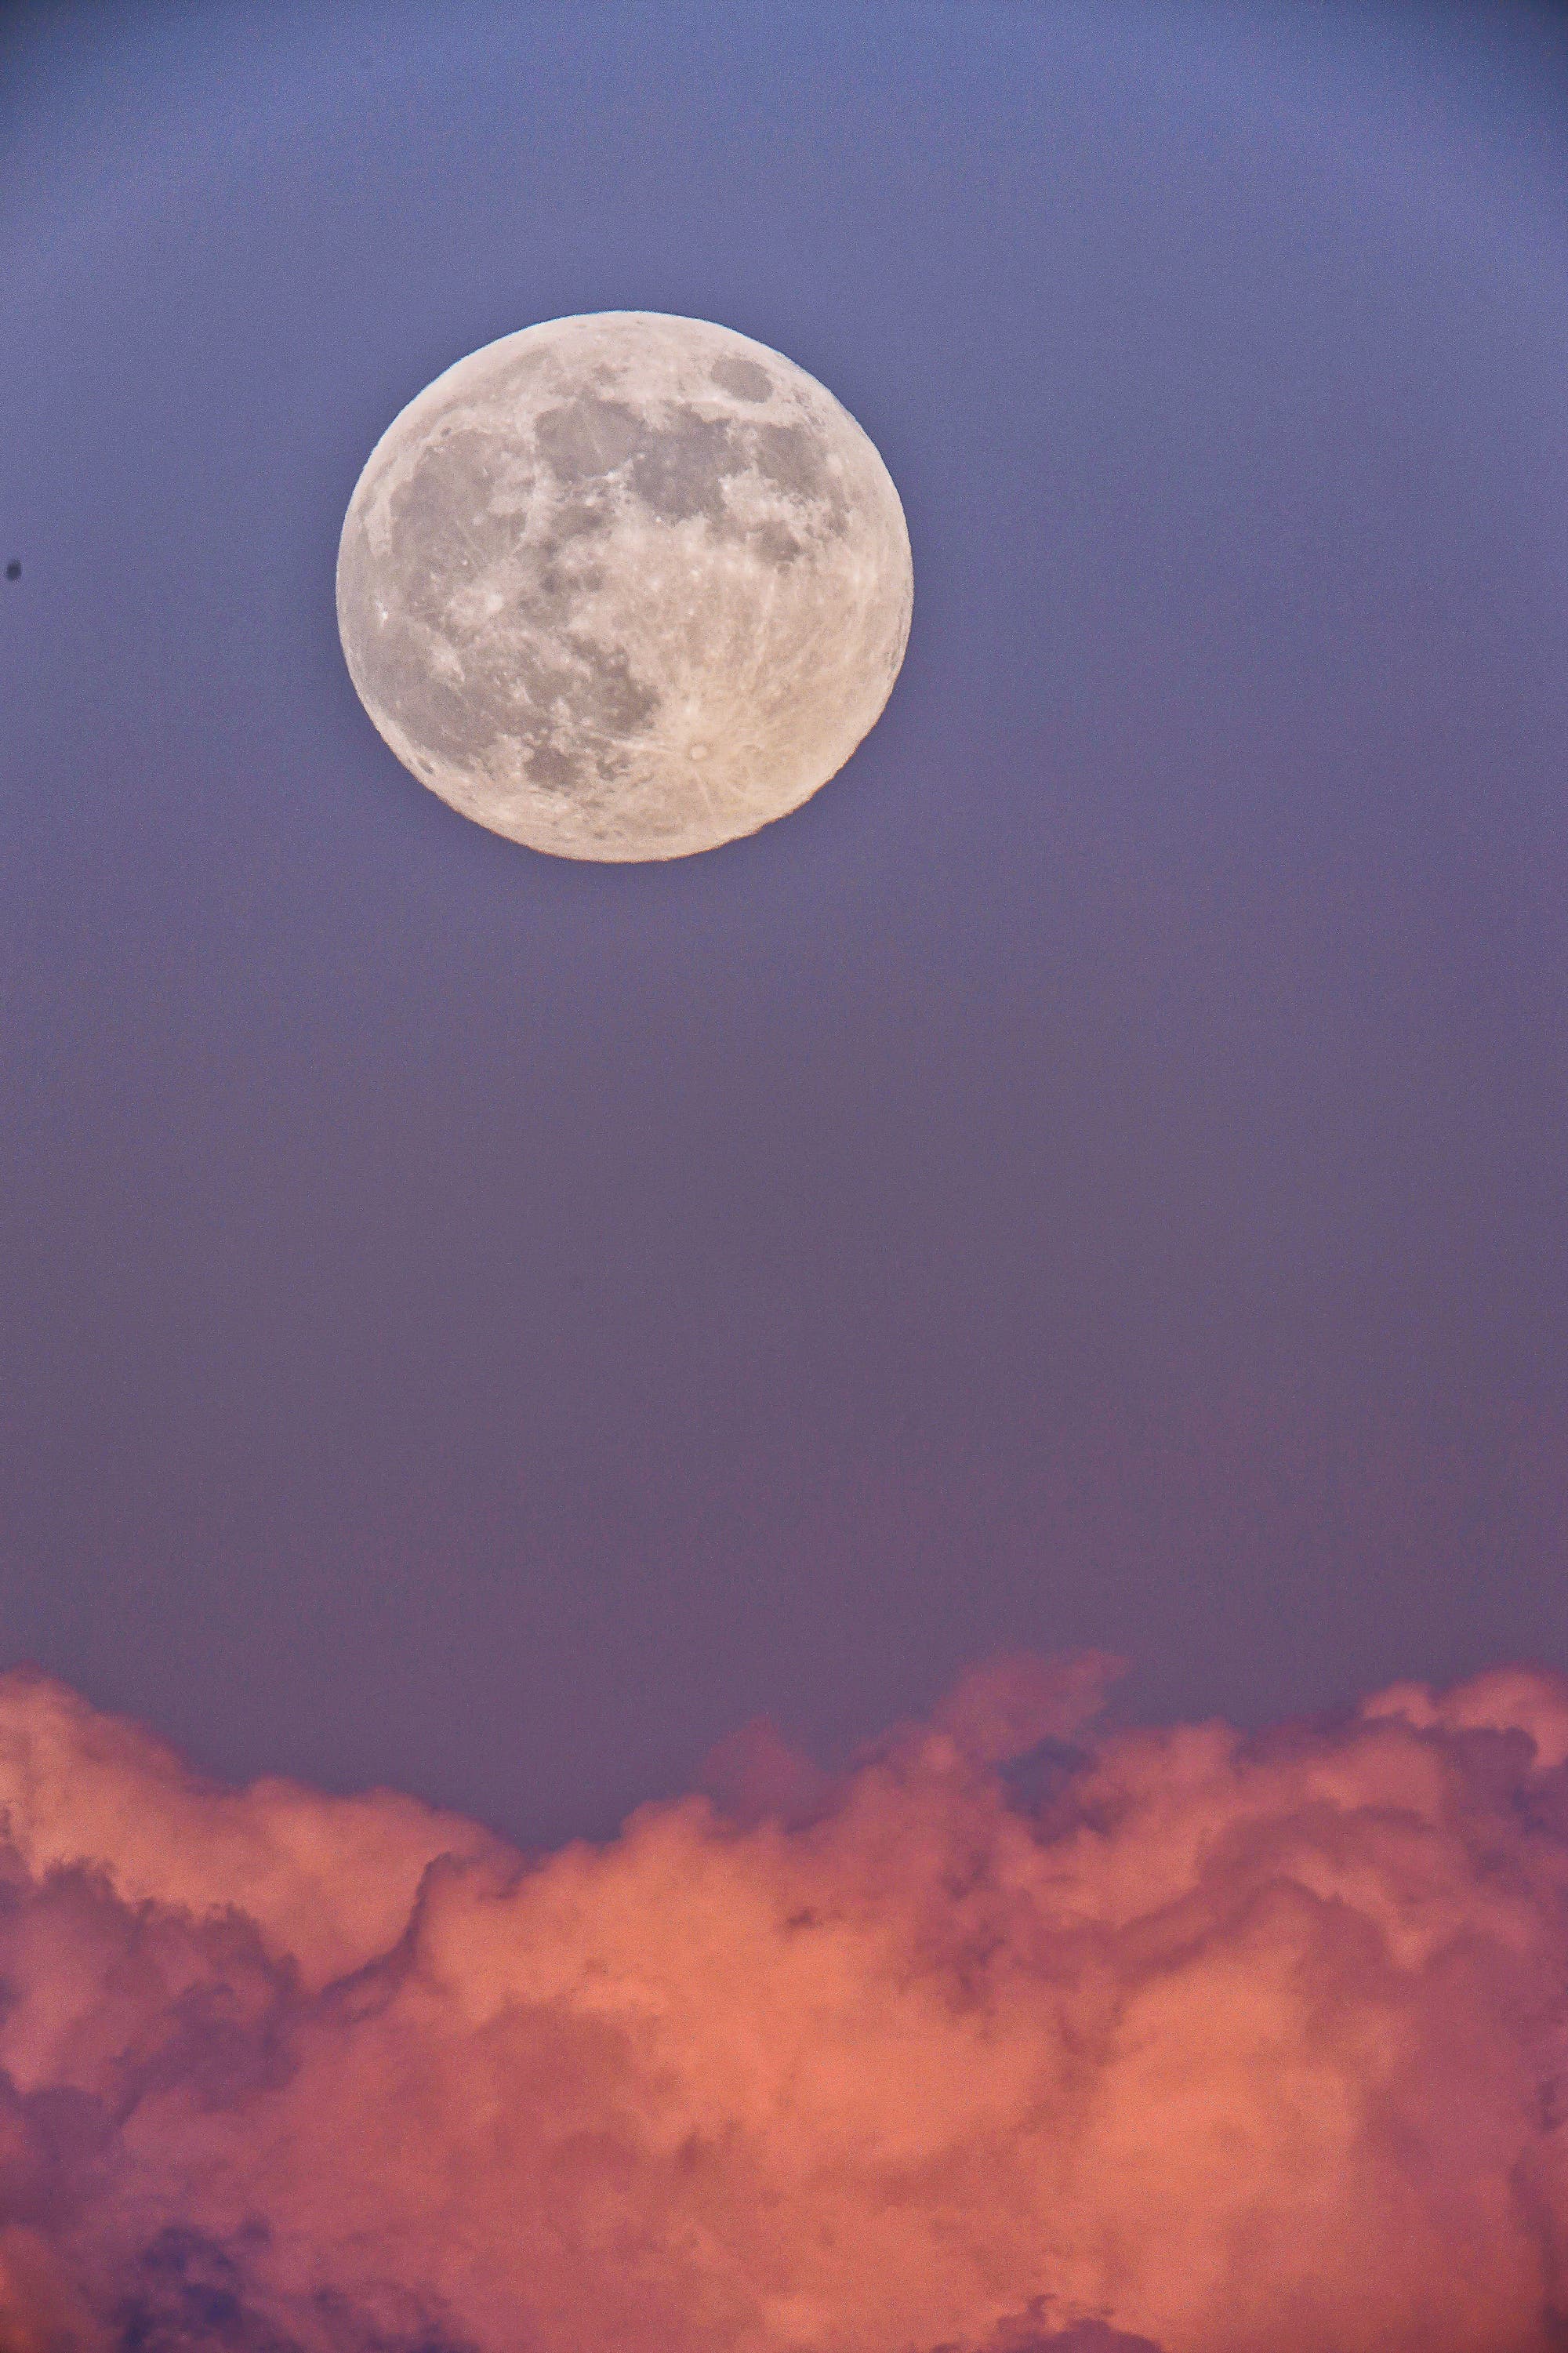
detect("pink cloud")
(0, 1658), (1563, 2350)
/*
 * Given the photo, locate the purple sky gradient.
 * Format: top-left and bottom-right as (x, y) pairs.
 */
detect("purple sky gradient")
(1, 0), (1565, 1843)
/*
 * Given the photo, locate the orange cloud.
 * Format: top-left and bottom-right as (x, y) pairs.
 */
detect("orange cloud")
(0, 1658), (1563, 2351)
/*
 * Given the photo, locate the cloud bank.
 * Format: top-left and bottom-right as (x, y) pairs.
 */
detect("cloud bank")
(0, 1657), (1564, 2351)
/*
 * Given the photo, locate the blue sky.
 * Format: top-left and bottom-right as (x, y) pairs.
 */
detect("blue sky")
(1, 0), (1566, 1842)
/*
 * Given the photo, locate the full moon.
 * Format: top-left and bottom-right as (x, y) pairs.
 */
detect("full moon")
(336, 312), (913, 862)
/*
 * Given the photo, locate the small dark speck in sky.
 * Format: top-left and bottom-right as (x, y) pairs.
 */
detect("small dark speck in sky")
(5, 561), (20, 580)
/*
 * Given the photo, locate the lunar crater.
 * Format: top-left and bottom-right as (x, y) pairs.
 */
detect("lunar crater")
(338, 312), (912, 859)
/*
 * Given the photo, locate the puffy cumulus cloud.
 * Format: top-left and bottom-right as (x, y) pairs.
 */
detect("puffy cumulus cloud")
(0, 1659), (1563, 2351)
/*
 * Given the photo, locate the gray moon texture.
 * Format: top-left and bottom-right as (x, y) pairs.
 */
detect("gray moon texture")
(336, 312), (914, 862)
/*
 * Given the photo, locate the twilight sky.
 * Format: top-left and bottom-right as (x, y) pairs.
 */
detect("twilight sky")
(2, 0), (1567, 1849)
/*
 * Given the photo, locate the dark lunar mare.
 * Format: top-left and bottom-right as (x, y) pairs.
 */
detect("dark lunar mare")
(530, 390), (843, 540)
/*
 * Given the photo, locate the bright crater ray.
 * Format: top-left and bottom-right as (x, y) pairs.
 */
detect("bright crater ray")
(336, 313), (914, 861)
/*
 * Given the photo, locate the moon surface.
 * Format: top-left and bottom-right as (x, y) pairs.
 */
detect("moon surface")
(336, 312), (913, 862)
